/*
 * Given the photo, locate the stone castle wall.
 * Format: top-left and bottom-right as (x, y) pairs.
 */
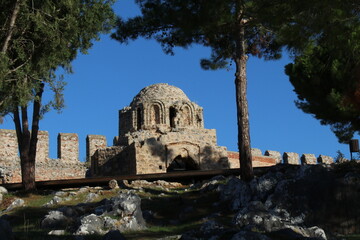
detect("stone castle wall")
(0, 129), (19, 162)
(0, 128), (335, 183)
(0, 129), (86, 183)
(227, 148), (334, 168)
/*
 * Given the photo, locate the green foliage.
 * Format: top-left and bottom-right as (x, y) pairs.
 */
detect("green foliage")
(0, 0), (116, 116)
(112, 0), (290, 181)
(112, 0), (283, 70)
(334, 150), (346, 163)
(283, 0), (360, 142)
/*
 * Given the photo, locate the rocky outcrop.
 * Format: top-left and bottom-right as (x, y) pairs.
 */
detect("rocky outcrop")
(41, 190), (146, 236)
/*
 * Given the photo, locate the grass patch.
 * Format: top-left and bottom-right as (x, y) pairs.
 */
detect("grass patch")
(345, 235), (360, 240)
(123, 222), (201, 240)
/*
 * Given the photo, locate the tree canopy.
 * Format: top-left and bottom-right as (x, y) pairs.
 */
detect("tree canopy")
(283, 0), (360, 143)
(113, 0), (288, 181)
(0, 0), (115, 191)
(1, 0), (115, 115)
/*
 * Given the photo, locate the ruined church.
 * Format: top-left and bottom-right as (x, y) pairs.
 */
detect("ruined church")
(90, 83), (230, 176)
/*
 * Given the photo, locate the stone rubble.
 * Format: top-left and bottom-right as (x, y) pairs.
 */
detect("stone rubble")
(180, 164), (342, 240)
(40, 187), (146, 237)
(2, 163), (360, 239)
(3, 198), (25, 213)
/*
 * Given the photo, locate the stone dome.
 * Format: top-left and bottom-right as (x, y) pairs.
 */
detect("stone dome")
(130, 83), (190, 106)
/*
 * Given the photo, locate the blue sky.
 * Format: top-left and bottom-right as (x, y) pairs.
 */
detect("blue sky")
(1, 1), (356, 161)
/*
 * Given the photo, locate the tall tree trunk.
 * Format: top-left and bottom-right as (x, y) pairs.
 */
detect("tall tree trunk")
(13, 83), (44, 192)
(234, 20), (254, 181)
(1, 0), (21, 54)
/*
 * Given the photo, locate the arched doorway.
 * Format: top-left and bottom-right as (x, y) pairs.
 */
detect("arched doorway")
(167, 155), (199, 172)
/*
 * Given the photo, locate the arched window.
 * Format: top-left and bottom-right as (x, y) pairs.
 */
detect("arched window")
(137, 108), (142, 130)
(151, 104), (161, 125)
(182, 106), (191, 126)
(169, 107), (176, 128)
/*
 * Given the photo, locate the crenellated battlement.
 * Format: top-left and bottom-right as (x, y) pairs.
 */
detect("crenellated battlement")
(227, 148), (334, 168)
(0, 129), (86, 183)
(0, 128), (335, 183)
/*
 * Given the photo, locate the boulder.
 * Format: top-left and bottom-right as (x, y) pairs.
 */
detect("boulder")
(4, 198), (25, 212)
(233, 201), (284, 232)
(107, 192), (146, 231)
(85, 193), (99, 203)
(48, 230), (66, 236)
(218, 177), (251, 211)
(41, 210), (71, 229)
(75, 214), (105, 235)
(267, 225), (327, 240)
(0, 186), (8, 194)
(250, 171), (281, 201)
(109, 179), (119, 189)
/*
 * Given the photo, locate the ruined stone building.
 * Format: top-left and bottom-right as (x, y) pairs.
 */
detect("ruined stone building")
(89, 83), (231, 176)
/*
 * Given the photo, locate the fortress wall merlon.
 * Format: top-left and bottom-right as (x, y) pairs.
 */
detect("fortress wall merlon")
(251, 148), (262, 156)
(35, 131), (49, 163)
(283, 152), (300, 165)
(264, 150), (282, 164)
(0, 129), (18, 162)
(301, 153), (317, 165)
(58, 133), (79, 163)
(318, 154), (334, 164)
(86, 135), (107, 162)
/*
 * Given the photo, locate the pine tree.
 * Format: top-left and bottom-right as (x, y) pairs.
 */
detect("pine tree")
(282, 0), (360, 143)
(112, 0), (284, 181)
(0, 0), (115, 191)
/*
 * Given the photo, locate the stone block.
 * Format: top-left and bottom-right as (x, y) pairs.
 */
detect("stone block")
(58, 133), (79, 163)
(283, 152), (299, 165)
(36, 131), (49, 163)
(301, 154), (317, 165)
(251, 148), (262, 156)
(86, 135), (107, 162)
(264, 150), (282, 164)
(317, 155), (334, 164)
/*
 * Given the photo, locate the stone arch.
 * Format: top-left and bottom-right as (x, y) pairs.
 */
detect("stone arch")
(148, 101), (165, 126)
(181, 104), (193, 126)
(166, 141), (200, 169)
(169, 106), (177, 128)
(150, 104), (161, 125)
(167, 148), (199, 172)
(167, 155), (199, 172)
(136, 106), (143, 130)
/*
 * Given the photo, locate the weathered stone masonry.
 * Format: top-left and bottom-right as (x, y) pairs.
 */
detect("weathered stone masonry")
(88, 83), (334, 177)
(0, 129), (86, 183)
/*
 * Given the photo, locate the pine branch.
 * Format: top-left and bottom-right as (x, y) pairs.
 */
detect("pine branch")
(1, 0), (22, 54)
